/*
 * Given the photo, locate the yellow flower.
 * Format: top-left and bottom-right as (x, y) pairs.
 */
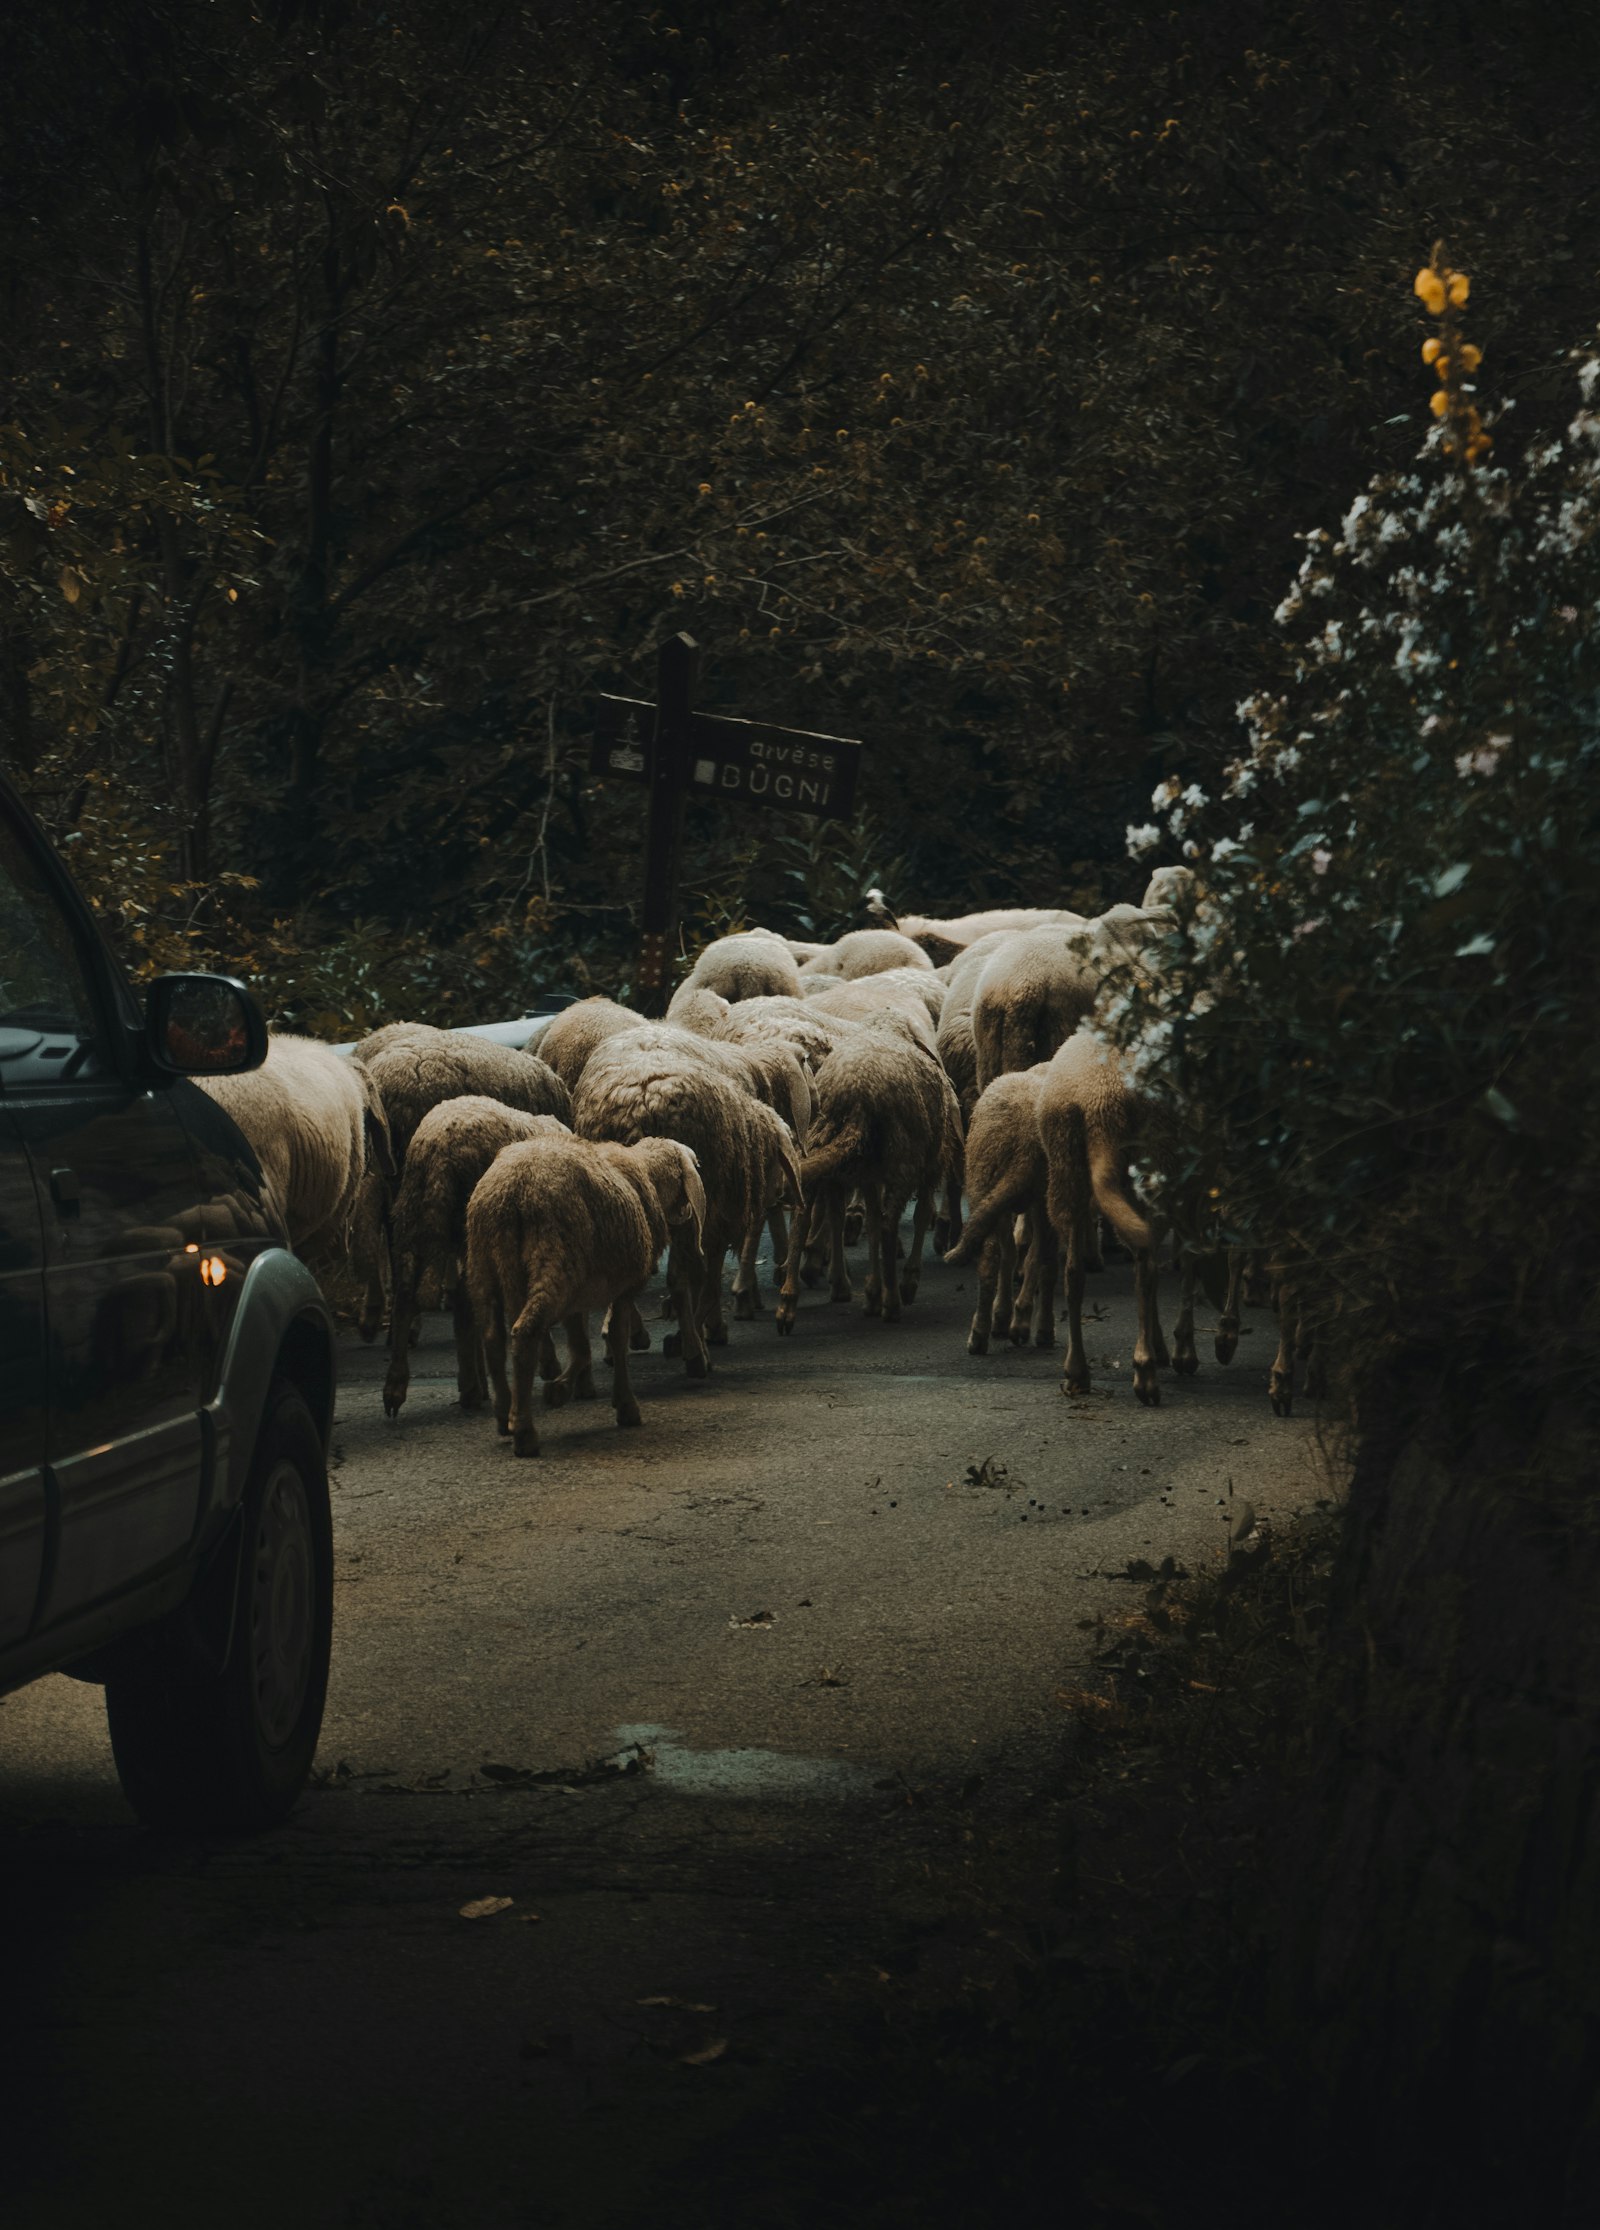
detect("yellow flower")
(1459, 342), (1483, 372)
(1433, 356), (1451, 381)
(1430, 390), (1449, 419)
(1414, 267), (1447, 315)
(1422, 337), (1443, 364)
(1448, 272), (1470, 306)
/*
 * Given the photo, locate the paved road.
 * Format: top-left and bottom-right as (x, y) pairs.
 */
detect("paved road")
(0, 1240), (1330, 2228)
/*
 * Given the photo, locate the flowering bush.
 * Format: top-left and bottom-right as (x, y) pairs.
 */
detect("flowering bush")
(1104, 256), (1600, 1428)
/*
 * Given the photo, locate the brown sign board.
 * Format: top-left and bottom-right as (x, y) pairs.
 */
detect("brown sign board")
(589, 695), (861, 822)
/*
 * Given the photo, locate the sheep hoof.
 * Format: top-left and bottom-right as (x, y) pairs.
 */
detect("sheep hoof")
(776, 1312), (795, 1337)
(1215, 1331), (1239, 1365)
(1135, 1369), (1162, 1407)
(495, 1414), (511, 1437)
(382, 1384), (406, 1419)
(662, 1330), (683, 1359)
(358, 1316), (382, 1346)
(1270, 1376), (1295, 1418)
(1062, 1372), (1091, 1398)
(512, 1428), (541, 1458)
(1173, 1352), (1200, 1378)
(616, 1400), (642, 1428)
(830, 1281), (853, 1304)
(1008, 1324), (1029, 1348)
(898, 1279), (919, 1306)
(544, 1379), (571, 1409)
(685, 1352), (710, 1380)
(967, 1327), (989, 1356)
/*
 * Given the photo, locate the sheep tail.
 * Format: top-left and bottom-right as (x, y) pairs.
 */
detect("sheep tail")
(1089, 1140), (1157, 1253)
(799, 1118), (869, 1191)
(944, 1173), (1026, 1267)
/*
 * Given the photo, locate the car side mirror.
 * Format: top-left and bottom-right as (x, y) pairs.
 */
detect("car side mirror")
(145, 974), (268, 1077)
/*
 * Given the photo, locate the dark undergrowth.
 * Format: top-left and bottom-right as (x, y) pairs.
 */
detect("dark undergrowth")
(672, 1505), (1368, 2230)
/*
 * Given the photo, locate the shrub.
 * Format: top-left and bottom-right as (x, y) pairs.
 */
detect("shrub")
(1106, 253), (1600, 1435)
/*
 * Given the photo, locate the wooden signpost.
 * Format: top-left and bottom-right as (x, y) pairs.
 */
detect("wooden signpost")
(587, 633), (864, 1010)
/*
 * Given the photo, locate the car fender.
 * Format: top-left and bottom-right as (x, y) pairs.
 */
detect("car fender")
(205, 1248), (337, 1521)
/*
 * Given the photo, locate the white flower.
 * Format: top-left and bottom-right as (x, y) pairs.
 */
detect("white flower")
(1274, 745), (1301, 774)
(1210, 835), (1241, 862)
(1152, 776), (1181, 809)
(1125, 822), (1161, 857)
(1310, 847), (1333, 876)
(1455, 738), (1507, 779)
(1182, 840), (1200, 858)
(1181, 783), (1207, 810)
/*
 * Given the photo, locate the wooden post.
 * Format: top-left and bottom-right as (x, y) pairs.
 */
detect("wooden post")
(634, 631), (700, 1015)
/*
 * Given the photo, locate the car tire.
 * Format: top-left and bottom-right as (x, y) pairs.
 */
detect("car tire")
(105, 1378), (333, 1831)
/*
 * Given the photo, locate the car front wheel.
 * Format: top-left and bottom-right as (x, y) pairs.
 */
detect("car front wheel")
(105, 1378), (333, 1831)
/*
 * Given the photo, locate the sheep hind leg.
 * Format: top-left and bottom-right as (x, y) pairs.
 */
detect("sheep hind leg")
(508, 1301), (551, 1456)
(800, 1198), (828, 1288)
(898, 1188), (933, 1306)
(968, 1233), (1001, 1355)
(776, 1194), (807, 1336)
(733, 1220), (763, 1320)
(1215, 1246), (1246, 1365)
(452, 1279), (489, 1411)
(879, 1193), (912, 1322)
(568, 1313), (597, 1400)
(607, 1289), (645, 1427)
(382, 1266), (420, 1418)
(1172, 1256), (1201, 1376)
(667, 1235), (712, 1378)
(827, 1188), (852, 1303)
(1132, 1249), (1163, 1407)
(993, 1217), (1020, 1344)
(1031, 1211), (1059, 1349)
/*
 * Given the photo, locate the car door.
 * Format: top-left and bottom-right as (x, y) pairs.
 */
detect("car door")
(0, 1097), (47, 1650)
(0, 802), (211, 1629)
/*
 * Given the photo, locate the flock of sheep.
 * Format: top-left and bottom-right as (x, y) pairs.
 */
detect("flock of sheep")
(198, 866), (1305, 1456)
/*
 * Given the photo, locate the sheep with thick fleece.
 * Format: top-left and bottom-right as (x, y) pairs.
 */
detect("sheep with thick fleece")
(934, 931), (1027, 1118)
(942, 1065), (1058, 1354)
(970, 905), (1172, 1091)
(381, 1100), (573, 1419)
(347, 1022), (571, 1338)
(199, 1031), (394, 1255)
(866, 894), (1088, 963)
(534, 997), (645, 1093)
(573, 1034), (802, 1371)
(682, 931), (803, 1001)
(798, 927), (934, 980)
(802, 970), (940, 1049)
(1032, 1032), (1179, 1405)
(664, 982), (733, 1034)
(776, 1025), (962, 1331)
(466, 1132), (706, 1455)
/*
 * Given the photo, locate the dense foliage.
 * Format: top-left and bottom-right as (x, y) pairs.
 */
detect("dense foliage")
(3, 2), (1599, 1027)
(1108, 256), (1600, 1432)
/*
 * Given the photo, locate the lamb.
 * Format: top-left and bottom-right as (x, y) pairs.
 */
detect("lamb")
(797, 927), (934, 980)
(776, 1025), (963, 1331)
(198, 1031), (394, 1256)
(347, 1021), (572, 1338)
(866, 893), (1089, 963)
(573, 1034), (803, 1371)
(681, 931), (803, 1001)
(534, 996), (646, 1093)
(465, 1132), (707, 1455)
(941, 1065), (1058, 1353)
(380, 1100), (574, 1420)
(970, 905), (1172, 1091)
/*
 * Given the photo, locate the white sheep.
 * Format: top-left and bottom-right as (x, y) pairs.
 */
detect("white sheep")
(199, 1031), (393, 1256)
(776, 1025), (962, 1330)
(465, 1132), (706, 1455)
(941, 1064), (1057, 1353)
(380, 1099), (574, 1419)
(534, 996), (647, 1093)
(681, 931), (803, 1001)
(573, 1031), (802, 1371)
(866, 893), (1088, 962)
(802, 970), (940, 1049)
(664, 982), (733, 1034)
(970, 906), (1172, 1091)
(798, 926), (935, 980)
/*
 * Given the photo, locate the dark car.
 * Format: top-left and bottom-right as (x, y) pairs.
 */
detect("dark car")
(0, 772), (337, 1830)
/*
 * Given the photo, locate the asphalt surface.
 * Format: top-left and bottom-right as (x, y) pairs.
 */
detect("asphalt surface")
(0, 1238), (1332, 2229)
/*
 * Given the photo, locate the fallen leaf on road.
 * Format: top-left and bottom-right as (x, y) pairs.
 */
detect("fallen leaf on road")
(679, 2038), (729, 2066)
(729, 1609), (775, 1628)
(459, 1896), (514, 1921)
